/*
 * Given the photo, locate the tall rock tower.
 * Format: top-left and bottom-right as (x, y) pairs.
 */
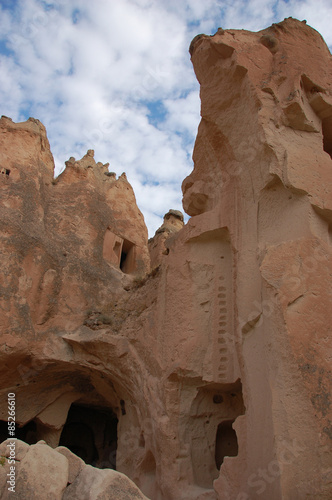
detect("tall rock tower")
(184, 17), (332, 499)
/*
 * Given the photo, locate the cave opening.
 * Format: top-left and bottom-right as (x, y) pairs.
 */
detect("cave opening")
(120, 239), (136, 274)
(189, 383), (244, 488)
(1, 404), (119, 470)
(0, 419), (38, 445)
(120, 249), (127, 270)
(0, 420), (7, 443)
(59, 403), (118, 469)
(215, 419), (238, 469)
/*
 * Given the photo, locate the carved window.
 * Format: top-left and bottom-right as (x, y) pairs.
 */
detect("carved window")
(215, 419), (238, 469)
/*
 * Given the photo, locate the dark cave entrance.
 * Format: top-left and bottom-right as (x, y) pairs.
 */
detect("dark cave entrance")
(0, 419), (37, 445)
(120, 239), (136, 273)
(215, 419), (238, 469)
(120, 249), (127, 270)
(1, 404), (119, 470)
(322, 115), (332, 159)
(59, 404), (118, 469)
(0, 420), (7, 442)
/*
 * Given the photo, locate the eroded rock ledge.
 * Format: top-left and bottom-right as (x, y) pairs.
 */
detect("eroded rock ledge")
(0, 17), (331, 500)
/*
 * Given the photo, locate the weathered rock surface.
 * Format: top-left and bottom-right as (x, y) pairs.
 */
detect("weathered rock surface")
(63, 463), (149, 500)
(148, 209), (184, 268)
(0, 439), (148, 499)
(0, 16), (331, 500)
(186, 17), (332, 499)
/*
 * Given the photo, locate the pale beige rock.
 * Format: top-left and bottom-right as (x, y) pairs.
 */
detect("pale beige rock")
(35, 393), (81, 428)
(0, 440), (149, 499)
(56, 446), (85, 484)
(63, 464), (149, 499)
(0, 438), (29, 461)
(0, 439), (30, 498)
(1, 441), (69, 499)
(0, 460), (13, 498)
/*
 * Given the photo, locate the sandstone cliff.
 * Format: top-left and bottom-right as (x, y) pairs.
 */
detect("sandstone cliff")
(0, 17), (331, 500)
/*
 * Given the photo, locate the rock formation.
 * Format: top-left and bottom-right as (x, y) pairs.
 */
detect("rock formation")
(148, 209), (184, 268)
(185, 17), (332, 499)
(0, 438), (148, 499)
(0, 17), (331, 500)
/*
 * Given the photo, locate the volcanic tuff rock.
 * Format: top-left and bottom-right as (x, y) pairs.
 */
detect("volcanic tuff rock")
(148, 209), (184, 268)
(186, 17), (332, 499)
(0, 439), (148, 499)
(0, 16), (332, 500)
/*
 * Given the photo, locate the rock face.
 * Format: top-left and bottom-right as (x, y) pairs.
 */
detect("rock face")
(148, 209), (184, 268)
(0, 116), (151, 489)
(0, 439), (148, 499)
(185, 17), (332, 499)
(0, 17), (331, 500)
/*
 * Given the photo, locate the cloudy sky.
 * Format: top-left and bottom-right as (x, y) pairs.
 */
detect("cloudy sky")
(0, 0), (331, 236)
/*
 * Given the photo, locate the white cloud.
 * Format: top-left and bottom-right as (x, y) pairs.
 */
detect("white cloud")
(162, 91), (201, 140)
(0, 0), (331, 236)
(0, 56), (23, 120)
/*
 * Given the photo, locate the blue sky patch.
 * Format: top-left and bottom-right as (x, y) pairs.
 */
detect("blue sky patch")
(72, 8), (81, 24)
(146, 100), (168, 127)
(0, 40), (13, 56)
(0, 0), (18, 12)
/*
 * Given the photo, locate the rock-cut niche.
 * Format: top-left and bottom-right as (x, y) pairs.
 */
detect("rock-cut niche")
(188, 382), (244, 489)
(102, 228), (136, 274)
(215, 418), (238, 469)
